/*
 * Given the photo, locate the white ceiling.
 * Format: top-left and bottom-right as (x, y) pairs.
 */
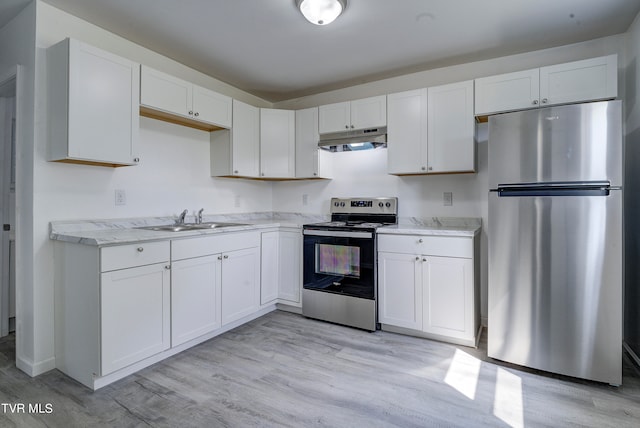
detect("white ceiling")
(4, 1), (640, 102)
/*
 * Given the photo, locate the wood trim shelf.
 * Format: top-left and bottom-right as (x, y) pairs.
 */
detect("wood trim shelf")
(140, 106), (226, 132)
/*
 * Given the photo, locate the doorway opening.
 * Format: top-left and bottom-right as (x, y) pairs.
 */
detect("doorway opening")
(0, 74), (16, 339)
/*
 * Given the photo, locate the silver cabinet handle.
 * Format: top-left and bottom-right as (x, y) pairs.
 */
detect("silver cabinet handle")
(350, 125), (354, 129)
(532, 99), (539, 105)
(234, 170), (239, 174)
(137, 247), (144, 252)
(421, 166), (426, 171)
(223, 255), (229, 259)
(164, 265), (171, 270)
(418, 239), (423, 243)
(422, 258), (427, 262)
(194, 112), (199, 117)
(541, 98), (548, 104)
(415, 256), (420, 261)
(188, 110), (193, 115)
(428, 167), (433, 171)
(217, 256), (222, 260)
(133, 157), (140, 163)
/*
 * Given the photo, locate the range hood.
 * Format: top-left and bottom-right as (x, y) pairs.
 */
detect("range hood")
(318, 126), (387, 152)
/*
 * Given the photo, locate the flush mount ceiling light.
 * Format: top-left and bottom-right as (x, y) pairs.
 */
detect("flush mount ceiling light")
(297, 0), (347, 26)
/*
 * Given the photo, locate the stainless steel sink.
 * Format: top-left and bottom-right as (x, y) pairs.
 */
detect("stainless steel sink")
(136, 222), (248, 232)
(191, 222), (248, 229)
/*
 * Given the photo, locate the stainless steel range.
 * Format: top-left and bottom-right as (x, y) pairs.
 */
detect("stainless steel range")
(302, 197), (398, 331)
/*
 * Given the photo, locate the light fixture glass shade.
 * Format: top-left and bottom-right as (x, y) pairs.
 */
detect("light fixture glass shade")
(298, 0), (345, 26)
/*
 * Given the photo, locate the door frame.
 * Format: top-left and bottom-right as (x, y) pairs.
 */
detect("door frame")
(0, 66), (19, 338)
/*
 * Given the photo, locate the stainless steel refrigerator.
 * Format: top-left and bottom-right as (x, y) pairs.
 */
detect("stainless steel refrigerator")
(488, 100), (623, 385)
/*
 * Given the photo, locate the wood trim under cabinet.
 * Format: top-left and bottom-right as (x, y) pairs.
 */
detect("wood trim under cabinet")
(140, 106), (225, 132)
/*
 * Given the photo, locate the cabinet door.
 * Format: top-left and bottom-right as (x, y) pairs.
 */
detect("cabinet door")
(140, 65), (192, 118)
(319, 101), (350, 133)
(387, 89), (428, 174)
(192, 85), (232, 128)
(540, 55), (617, 106)
(278, 230), (302, 303)
(378, 252), (422, 330)
(474, 68), (539, 116)
(295, 107), (322, 178)
(350, 95), (387, 130)
(427, 81), (475, 173)
(100, 263), (170, 375)
(171, 255), (222, 347)
(50, 38), (140, 166)
(231, 100), (260, 177)
(221, 247), (260, 325)
(260, 109), (295, 178)
(260, 231), (279, 305)
(422, 256), (474, 340)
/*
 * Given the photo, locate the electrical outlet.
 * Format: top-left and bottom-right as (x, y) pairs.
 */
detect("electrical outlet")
(302, 194), (309, 206)
(115, 189), (126, 206)
(443, 192), (453, 206)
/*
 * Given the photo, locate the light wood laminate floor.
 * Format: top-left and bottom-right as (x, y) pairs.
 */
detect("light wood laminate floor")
(1, 310), (639, 427)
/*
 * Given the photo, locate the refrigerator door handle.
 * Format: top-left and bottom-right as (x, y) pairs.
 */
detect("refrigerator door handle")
(497, 187), (610, 197)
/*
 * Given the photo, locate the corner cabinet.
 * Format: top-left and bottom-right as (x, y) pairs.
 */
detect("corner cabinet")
(140, 65), (232, 131)
(295, 107), (331, 179)
(475, 54), (618, 117)
(47, 38), (140, 167)
(387, 80), (475, 175)
(377, 231), (480, 347)
(318, 95), (386, 133)
(211, 99), (260, 178)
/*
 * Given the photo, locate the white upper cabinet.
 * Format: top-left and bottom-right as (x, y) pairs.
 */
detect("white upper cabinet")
(140, 65), (231, 130)
(318, 95), (386, 133)
(539, 55), (618, 106)
(295, 107), (331, 179)
(211, 99), (260, 178)
(387, 89), (428, 175)
(47, 38), (140, 167)
(427, 81), (475, 173)
(474, 69), (540, 116)
(387, 81), (475, 175)
(475, 55), (618, 116)
(260, 108), (295, 178)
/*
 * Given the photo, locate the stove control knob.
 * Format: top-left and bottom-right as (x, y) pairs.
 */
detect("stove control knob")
(386, 202), (391, 208)
(378, 202), (384, 208)
(334, 202), (339, 207)
(340, 202), (345, 207)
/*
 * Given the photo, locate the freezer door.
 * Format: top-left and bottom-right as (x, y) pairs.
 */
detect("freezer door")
(488, 100), (622, 188)
(488, 190), (622, 384)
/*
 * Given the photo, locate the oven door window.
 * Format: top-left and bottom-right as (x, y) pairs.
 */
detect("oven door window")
(316, 243), (360, 277)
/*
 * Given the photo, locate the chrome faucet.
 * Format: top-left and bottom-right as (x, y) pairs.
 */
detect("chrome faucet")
(176, 209), (188, 225)
(197, 208), (204, 224)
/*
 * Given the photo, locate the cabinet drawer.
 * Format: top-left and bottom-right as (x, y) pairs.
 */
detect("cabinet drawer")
(172, 231), (260, 260)
(101, 241), (170, 272)
(378, 234), (472, 258)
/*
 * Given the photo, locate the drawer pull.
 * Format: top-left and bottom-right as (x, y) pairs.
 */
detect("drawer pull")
(415, 256), (420, 261)
(422, 258), (427, 262)
(223, 255), (229, 259)
(165, 265), (171, 270)
(137, 247), (144, 252)
(418, 239), (423, 243)
(217, 256), (222, 260)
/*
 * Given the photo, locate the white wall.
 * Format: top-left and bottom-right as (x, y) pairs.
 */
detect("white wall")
(624, 11), (640, 357)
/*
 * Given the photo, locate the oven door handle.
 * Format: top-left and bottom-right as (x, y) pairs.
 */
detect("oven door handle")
(303, 229), (373, 239)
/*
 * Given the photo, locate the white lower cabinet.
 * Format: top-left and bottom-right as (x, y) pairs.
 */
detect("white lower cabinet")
(377, 232), (479, 347)
(221, 247), (261, 325)
(101, 262), (171, 375)
(170, 255), (222, 347)
(261, 229), (302, 307)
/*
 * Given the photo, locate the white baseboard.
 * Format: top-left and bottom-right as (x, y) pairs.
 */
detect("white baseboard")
(16, 354), (56, 377)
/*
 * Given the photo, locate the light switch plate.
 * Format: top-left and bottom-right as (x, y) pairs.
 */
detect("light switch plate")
(115, 189), (126, 206)
(443, 192), (453, 206)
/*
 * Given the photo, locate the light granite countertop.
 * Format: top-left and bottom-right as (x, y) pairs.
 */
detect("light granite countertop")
(49, 212), (325, 247)
(378, 217), (481, 237)
(50, 213), (482, 246)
